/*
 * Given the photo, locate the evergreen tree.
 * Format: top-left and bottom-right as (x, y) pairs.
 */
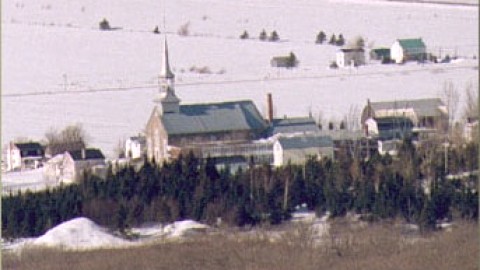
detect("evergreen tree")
(287, 52), (298, 68)
(240, 30), (249, 39)
(269, 30), (279, 41)
(329, 34), (336, 45)
(336, 34), (345, 46)
(316, 31), (326, 44)
(259, 29), (267, 41)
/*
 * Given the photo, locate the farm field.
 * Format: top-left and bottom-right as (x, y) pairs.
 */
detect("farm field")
(2, 0), (478, 158)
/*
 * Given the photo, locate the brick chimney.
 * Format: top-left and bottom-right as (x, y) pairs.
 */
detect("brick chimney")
(266, 93), (273, 123)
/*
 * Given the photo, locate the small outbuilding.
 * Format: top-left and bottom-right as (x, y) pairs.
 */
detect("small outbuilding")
(273, 135), (334, 167)
(370, 48), (391, 61)
(336, 48), (365, 67)
(270, 53), (298, 68)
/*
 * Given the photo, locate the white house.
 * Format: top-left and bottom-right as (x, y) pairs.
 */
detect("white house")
(390, 38), (426, 64)
(336, 48), (365, 68)
(4, 142), (44, 171)
(273, 135), (334, 167)
(125, 136), (146, 160)
(364, 116), (414, 140)
(44, 148), (106, 183)
(361, 98), (448, 134)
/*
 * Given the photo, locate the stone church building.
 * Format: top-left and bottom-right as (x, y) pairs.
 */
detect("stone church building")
(145, 39), (270, 165)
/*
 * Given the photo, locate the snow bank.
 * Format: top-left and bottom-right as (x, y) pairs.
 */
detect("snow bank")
(33, 217), (130, 250)
(163, 220), (210, 238)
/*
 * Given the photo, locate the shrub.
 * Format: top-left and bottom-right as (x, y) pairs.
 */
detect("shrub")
(316, 31), (326, 44)
(259, 29), (267, 41)
(269, 31), (279, 42)
(178, 22), (191, 36)
(240, 30), (249, 39)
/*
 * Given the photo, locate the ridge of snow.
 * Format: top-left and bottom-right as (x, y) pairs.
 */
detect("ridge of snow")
(33, 217), (130, 250)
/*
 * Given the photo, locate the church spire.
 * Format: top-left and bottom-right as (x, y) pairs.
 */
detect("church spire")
(155, 36), (180, 114)
(160, 37), (175, 81)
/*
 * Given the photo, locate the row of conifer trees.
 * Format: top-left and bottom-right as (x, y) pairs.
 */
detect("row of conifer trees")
(2, 139), (478, 238)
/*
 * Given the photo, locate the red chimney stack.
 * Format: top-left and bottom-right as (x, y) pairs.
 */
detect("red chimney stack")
(267, 93), (273, 123)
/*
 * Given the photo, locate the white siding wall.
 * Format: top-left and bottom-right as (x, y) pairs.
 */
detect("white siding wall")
(273, 141), (284, 167)
(6, 146), (21, 171)
(365, 118), (379, 136)
(125, 139), (144, 159)
(390, 41), (404, 63)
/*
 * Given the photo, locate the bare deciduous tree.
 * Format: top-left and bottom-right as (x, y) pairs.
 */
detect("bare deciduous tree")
(343, 105), (361, 131)
(440, 81), (460, 135)
(45, 124), (88, 156)
(462, 81), (478, 121)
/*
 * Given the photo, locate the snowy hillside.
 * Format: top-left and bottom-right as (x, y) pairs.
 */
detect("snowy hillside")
(2, 0), (478, 157)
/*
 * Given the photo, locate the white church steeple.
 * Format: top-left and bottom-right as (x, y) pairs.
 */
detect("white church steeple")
(155, 36), (180, 114)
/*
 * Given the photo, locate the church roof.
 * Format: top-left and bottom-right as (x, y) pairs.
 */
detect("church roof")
(161, 100), (268, 135)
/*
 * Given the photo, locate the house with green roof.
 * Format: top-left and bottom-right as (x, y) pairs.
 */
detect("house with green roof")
(390, 38), (427, 63)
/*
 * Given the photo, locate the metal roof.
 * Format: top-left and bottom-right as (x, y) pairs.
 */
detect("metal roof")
(277, 135), (333, 150)
(397, 38), (426, 50)
(68, 148), (105, 161)
(14, 142), (43, 151)
(316, 130), (365, 141)
(270, 117), (320, 135)
(161, 100), (268, 135)
(370, 98), (446, 118)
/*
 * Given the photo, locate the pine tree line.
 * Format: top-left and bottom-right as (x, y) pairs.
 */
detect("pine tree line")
(2, 140), (478, 238)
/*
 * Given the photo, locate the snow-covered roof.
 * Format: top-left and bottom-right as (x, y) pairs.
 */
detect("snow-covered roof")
(370, 98), (446, 118)
(161, 100), (268, 136)
(270, 117), (320, 135)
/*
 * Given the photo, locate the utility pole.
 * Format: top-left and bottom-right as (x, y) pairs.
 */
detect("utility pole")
(283, 174), (289, 211)
(63, 74), (68, 91)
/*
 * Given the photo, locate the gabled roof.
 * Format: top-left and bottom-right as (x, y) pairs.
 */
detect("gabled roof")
(270, 117), (320, 135)
(67, 148), (105, 161)
(371, 48), (391, 57)
(369, 98), (446, 118)
(14, 142), (44, 157)
(277, 135), (333, 150)
(161, 100), (268, 135)
(397, 38), (426, 49)
(15, 142), (43, 151)
(339, 48), (364, 53)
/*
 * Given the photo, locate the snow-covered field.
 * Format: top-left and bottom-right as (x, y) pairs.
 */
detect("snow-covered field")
(2, 0), (478, 158)
(3, 211), (329, 252)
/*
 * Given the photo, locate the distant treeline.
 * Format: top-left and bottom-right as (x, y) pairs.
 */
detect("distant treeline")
(2, 139), (478, 238)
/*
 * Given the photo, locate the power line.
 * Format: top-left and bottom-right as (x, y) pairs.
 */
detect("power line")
(2, 63), (477, 98)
